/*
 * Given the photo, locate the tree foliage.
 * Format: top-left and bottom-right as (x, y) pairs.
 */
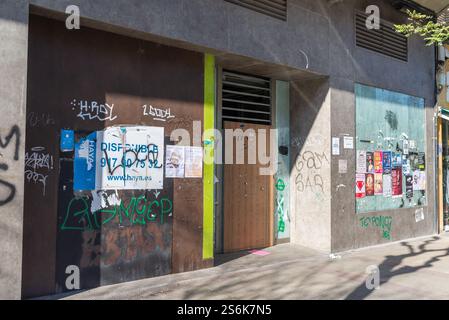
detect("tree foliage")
(394, 9), (449, 46)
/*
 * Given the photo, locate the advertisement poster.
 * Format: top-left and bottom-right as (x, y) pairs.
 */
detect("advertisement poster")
(405, 175), (413, 199)
(383, 174), (392, 197)
(366, 152), (374, 173)
(356, 173), (366, 198)
(413, 170), (426, 191)
(332, 137), (340, 155)
(418, 152), (426, 171)
(374, 173), (383, 195)
(392, 152), (402, 168)
(382, 151), (392, 174)
(96, 126), (165, 190)
(165, 145), (185, 178)
(185, 146), (203, 178)
(391, 168), (403, 197)
(357, 150), (367, 173)
(74, 132), (97, 191)
(365, 173), (374, 196)
(374, 151), (383, 173)
(402, 155), (411, 175)
(343, 136), (354, 149)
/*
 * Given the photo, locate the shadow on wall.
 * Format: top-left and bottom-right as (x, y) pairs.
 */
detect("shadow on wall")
(345, 236), (448, 300)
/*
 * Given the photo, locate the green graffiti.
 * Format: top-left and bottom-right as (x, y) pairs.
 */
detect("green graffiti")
(275, 179), (285, 191)
(359, 216), (393, 240)
(61, 194), (173, 231)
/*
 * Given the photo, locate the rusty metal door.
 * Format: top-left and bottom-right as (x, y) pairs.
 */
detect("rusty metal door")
(223, 121), (273, 252)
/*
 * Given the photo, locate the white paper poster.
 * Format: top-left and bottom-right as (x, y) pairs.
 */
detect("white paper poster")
(383, 174), (392, 197)
(165, 145), (185, 178)
(343, 136), (354, 149)
(185, 146), (203, 178)
(96, 126), (165, 190)
(332, 137), (340, 156)
(357, 150), (367, 173)
(413, 171), (426, 191)
(338, 159), (347, 174)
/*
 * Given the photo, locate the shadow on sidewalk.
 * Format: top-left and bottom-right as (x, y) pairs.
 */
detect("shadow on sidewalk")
(345, 236), (449, 300)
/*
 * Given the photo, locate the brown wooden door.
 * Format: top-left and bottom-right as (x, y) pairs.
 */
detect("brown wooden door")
(223, 121), (273, 252)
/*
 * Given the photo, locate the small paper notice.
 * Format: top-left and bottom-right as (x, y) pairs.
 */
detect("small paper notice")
(185, 146), (203, 178)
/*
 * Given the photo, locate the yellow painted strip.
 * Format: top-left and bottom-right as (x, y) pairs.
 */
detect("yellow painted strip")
(203, 54), (215, 259)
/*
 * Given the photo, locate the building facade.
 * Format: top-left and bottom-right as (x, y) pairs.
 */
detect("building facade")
(0, 0), (438, 299)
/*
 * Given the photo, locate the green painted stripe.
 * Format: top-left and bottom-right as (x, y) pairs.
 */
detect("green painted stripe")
(203, 53), (215, 260)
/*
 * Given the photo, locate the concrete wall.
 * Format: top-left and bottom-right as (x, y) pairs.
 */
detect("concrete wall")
(0, 1), (28, 299)
(328, 0), (436, 252)
(0, 0), (437, 297)
(290, 78), (331, 252)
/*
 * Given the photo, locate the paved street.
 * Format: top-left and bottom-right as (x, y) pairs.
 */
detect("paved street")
(41, 234), (449, 300)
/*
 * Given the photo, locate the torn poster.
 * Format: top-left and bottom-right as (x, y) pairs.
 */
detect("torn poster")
(382, 151), (392, 174)
(185, 146), (203, 178)
(357, 150), (367, 173)
(74, 131), (97, 191)
(374, 151), (383, 173)
(356, 173), (366, 198)
(383, 174), (392, 197)
(391, 167), (403, 197)
(165, 145), (185, 178)
(413, 170), (426, 191)
(366, 152), (374, 173)
(374, 173), (383, 196)
(96, 126), (165, 190)
(365, 173), (374, 196)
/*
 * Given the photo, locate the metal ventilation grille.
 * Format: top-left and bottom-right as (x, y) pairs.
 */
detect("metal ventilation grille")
(222, 71), (272, 125)
(355, 11), (408, 61)
(225, 0), (287, 21)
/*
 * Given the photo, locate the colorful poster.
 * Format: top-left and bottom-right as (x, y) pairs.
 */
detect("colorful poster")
(374, 173), (383, 195)
(391, 168), (403, 197)
(382, 151), (392, 174)
(96, 126), (165, 190)
(165, 145), (185, 178)
(409, 153), (419, 171)
(357, 150), (367, 173)
(374, 151), (383, 173)
(392, 152), (402, 168)
(185, 146), (203, 178)
(405, 175), (413, 199)
(383, 174), (392, 197)
(356, 173), (366, 198)
(365, 173), (374, 196)
(74, 132), (97, 191)
(366, 152), (374, 173)
(418, 152), (426, 171)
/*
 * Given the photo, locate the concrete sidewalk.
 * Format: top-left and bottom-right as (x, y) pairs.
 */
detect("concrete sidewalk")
(43, 234), (449, 300)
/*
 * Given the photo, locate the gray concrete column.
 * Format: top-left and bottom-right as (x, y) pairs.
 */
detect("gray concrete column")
(0, 1), (29, 299)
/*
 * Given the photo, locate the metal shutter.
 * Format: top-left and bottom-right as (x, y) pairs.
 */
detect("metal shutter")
(225, 0), (287, 21)
(355, 11), (408, 62)
(222, 71), (272, 125)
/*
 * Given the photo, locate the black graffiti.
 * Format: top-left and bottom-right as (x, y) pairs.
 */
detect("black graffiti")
(0, 164), (15, 206)
(295, 173), (324, 193)
(104, 143), (162, 175)
(0, 125), (20, 206)
(295, 151), (329, 172)
(0, 125), (20, 161)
